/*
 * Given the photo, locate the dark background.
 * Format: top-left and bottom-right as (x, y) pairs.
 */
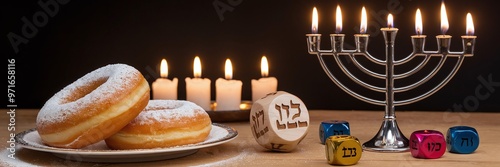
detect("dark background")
(3, 0), (499, 111)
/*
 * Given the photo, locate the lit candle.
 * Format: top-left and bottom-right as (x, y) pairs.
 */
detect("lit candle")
(415, 9), (423, 35)
(387, 13), (394, 28)
(215, 59), (242, 110)
(331, 5), (344, 53)
(437, 2), (451, 53)
(381, 13), (398, 32)
(307, 7), (321, 53)
(152, 59), (178, 99)
(360, 7), (367, 34)
(312, 7), (318, 34)
(462, 13), (476, 55)
(251, 56), (278, 102)
(185, 56), (211, 110)
(411, 8), (426, 54)
(335, 5), (342, 34)
(466, 13), (474, 36)
(440, 2), (449, 35)
(354, 7), (369, 52)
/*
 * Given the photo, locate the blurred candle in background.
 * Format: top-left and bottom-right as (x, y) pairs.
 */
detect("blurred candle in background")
(152, 59), (178, 99)
(185, 56), (211, 110)
(215, 59), (242, 110)
(251, 56), (278, 102)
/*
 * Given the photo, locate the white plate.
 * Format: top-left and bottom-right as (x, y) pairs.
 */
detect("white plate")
(15, 123), (238, 163)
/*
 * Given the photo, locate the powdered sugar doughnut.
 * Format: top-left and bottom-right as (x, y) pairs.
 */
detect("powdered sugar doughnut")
(105, 100), (212, 149)
(36, 64), (150, 149)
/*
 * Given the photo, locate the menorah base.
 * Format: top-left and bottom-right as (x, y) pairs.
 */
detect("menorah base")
(362, 118), (409, 152)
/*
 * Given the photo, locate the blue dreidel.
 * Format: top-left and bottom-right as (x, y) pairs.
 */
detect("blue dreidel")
(446, 126), (479, 154)
(319, 120), (350, 144)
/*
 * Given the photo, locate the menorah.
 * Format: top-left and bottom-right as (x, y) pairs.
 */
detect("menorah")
(306, 6), (476, 152)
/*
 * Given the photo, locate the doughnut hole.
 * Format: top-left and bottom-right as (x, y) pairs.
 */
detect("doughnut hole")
(62, 77), (108, 104)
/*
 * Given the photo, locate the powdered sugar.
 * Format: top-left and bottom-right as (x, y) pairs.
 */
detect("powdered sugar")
(133, 100), (208, 125)
(0, 147), (41, 167)
(36, 64), (141, 125)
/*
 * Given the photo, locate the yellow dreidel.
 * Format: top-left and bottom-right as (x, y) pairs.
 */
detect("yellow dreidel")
(325, 135), (362, 165)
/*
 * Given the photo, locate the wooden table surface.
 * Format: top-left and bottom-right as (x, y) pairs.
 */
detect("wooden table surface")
(1, 109), (499, 167)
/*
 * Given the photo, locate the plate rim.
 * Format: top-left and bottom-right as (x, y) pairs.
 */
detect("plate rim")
(15, 123), (238, 156)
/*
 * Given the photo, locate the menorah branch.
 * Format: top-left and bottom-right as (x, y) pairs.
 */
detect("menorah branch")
(315, 53), (385, 106)
(394, 55), (465, 106)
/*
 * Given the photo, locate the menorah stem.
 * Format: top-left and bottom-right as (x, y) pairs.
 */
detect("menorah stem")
(363, 28), (410, 152)
(385, 31), (396, 119)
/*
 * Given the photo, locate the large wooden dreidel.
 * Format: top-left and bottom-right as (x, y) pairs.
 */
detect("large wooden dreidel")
(250, 91), (310, 152)
(325, 135), (362, 165)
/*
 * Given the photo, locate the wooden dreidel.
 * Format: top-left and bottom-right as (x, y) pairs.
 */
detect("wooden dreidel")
(410, 130), (446, 159)
(250, 91), (310, 152)
(319, 120), (350, 144)
(325, 135), (362, 165)
(446, 126), (479, 154)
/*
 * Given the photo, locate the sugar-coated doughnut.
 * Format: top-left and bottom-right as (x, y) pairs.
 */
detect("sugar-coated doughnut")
(105, 100), (212, 150)
(36, 64), (150, 149)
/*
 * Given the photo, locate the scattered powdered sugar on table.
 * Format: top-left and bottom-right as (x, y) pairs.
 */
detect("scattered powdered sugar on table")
(0, 146), (41, 167)
(36, 64), (140, 125)
(133, 100), (208, 125)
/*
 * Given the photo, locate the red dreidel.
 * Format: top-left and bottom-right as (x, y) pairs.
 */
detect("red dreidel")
(410, 130), (446, 159)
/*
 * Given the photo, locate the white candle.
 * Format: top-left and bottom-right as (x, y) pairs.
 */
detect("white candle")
(185, 56), (211, 110)
(152, 59), (178, 99)
(215, 59), (242, 110)
(252, 56), (277, 102)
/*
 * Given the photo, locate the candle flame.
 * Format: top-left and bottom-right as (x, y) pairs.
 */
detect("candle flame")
(441, 2), (449, 34)
(360, 7), (367, 34)
(194, 56), (202, 78)
(466, 13), (474, 35)
(312, 7), (318, 34)
(387, 13), (394, 28)
(415, 9), (423, 35)
(160, 59), (168, 78)
(261, 56), (269, 77)
(225, 59), (233, 80)
(335, 5), (342, 33)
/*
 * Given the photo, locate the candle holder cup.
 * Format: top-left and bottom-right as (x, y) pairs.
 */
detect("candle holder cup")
(306, 29), (475, 152)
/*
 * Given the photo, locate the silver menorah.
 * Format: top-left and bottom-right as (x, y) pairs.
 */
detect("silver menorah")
(306, 9), (476, 152)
